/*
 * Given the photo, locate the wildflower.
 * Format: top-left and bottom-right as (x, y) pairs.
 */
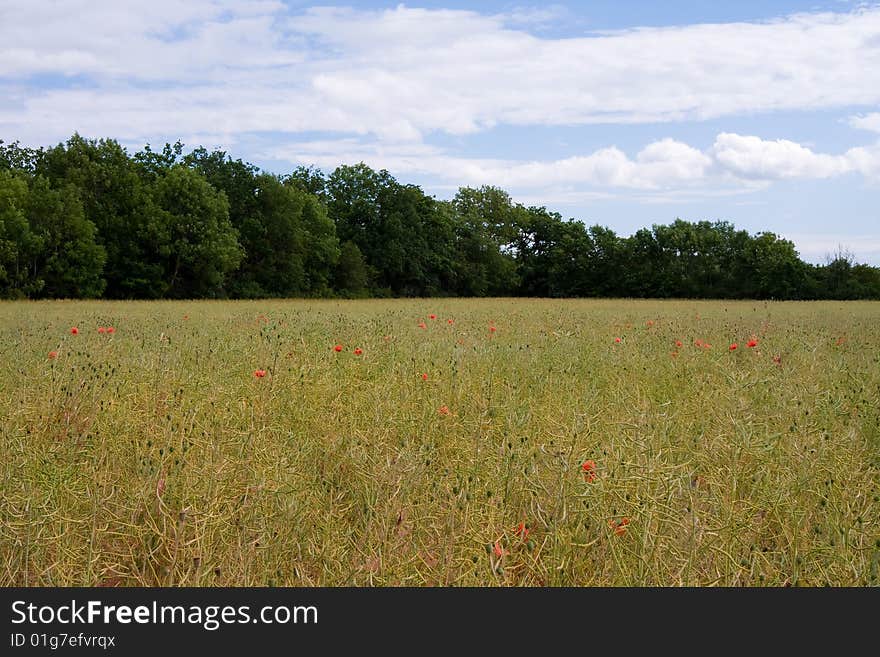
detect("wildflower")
(489, 326), (497, 333)
(107, 327), (116, 334)
(729, 343), (738, 351)
(772, 355), (782, 365)
(609, 517), (630, 536)
(438, 405), (450, 416)
(493, 541), (508, 557)
(254, 369), (267, 378)
(98, 326), (106, 334)
(695, 339), (703, 347)
(354, 347), (363, 356)
(183, 315), (189, 320)
(703, 343), (712, 349)
(418, 322), (427, 329)
(514, 522), (530, 540)
(614, 337), (622, 343)
(333, 344), (343, 352)
(421, 373), (428, 381)
(671, 351), (679, 358)
(429, 314), (437, 320)
(675, 340), (683, 348)
(581, 459), (597, 483)
(48, 350), (58, 359)
(70, 327), (79, 335)
(646, 320), (655, 327)
(747, 339), (758, 348)
(447, 319), (454, 325)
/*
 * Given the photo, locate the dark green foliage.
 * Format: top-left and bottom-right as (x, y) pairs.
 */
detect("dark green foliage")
(1, 135), (878, 300)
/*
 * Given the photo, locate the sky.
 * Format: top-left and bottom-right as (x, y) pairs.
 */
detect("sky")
(2, 1), (879, 264)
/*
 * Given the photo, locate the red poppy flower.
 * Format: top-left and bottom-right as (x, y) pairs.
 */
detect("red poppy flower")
(438, 405), (450, 416)
(354, 347), (363, 356)
(695, 339), (703, 347)
(421, 373), (428, 381)
(729, 343), (738, 351)
(183, 315), (189, 320)
(675, 340), (683, 348)
(107, 327), (116, 334)
(703, 343), (712, 349)
(614, 337), (622, 343)
(581, 459), (597, 483)
(254, 369), (267, 378)
(70, 327), (79, 335)
(671, 351), (679, 358)
(646, 320), (654, 327)
(418, 322), (427, 329)
(489, 326), (497, 333)
(429, 314), (437, 320)
(447, 319), (454, 325)
(493, 541), (508, 557)
(333, 344), (343, 352)
(98, 326), (106, 334)
(609, 517), (630, 536)
(514, 522), (530, 540)
(48, 350), (58, 359)
(747, 339), (758, 348)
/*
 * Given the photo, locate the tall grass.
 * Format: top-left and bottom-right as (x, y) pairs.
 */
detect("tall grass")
(1, 298), (878, 586)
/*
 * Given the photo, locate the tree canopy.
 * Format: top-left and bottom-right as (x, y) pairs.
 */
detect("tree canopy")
(1, 135), (877, 300)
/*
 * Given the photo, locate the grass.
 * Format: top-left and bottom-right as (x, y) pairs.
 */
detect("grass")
(1, 298), (878, 586)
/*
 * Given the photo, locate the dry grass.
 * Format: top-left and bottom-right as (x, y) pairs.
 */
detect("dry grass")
(1, 298), (878, 586)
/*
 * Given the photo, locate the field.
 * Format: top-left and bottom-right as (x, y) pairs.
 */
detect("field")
(1, 298), (878, 587)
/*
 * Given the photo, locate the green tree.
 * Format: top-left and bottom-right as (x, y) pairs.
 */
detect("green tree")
(151, 166), (243, 298)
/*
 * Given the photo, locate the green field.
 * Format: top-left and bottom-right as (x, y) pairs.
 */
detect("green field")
(1, 299), (878, 586)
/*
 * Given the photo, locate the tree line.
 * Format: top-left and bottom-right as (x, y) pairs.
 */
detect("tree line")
(1, 135), (878, 300)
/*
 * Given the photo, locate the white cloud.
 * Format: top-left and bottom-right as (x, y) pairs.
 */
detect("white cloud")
(849, 112), (880, 133)
(711, 133), (854, 179)
(4, 3), (880, 145)
(270, 132), (870, 198)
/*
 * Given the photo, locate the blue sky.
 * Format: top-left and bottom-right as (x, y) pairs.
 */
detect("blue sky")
(2, 1), (879, 264)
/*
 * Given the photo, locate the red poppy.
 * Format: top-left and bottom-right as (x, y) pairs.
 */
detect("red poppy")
(514, 522), (530, 540)
(614, 337), (622, 343)
(429, 314), (437, 320)
(183, 315), (189, 320)
(646, 320), (654, 327)
(671, 351), (679, 358)
(70, 327), (79, 335)
(354, 347), (363, 356)
(98, 326), (106, 334)
(747, 339), (758, 348)
(107, 327), (116, 334)
(48, 350), (58, 359)
(438, 405), (450, 416)
(447, 319), (454, 325)
(695, 339), (703, 347)
(729, 343), (738, 351)
(489, 326), (497, 333)
(581, 459), (597, 483)
(421, 373), (428, 381)
(703, 343), (712, 349)
(334, 344), (343, 352)
(675, 340), (683, 348)
(609, 517), (630, 536)
(254, 369), (267, 378)
(418, 322), (427, 329)
(493, 541), (508, 557)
